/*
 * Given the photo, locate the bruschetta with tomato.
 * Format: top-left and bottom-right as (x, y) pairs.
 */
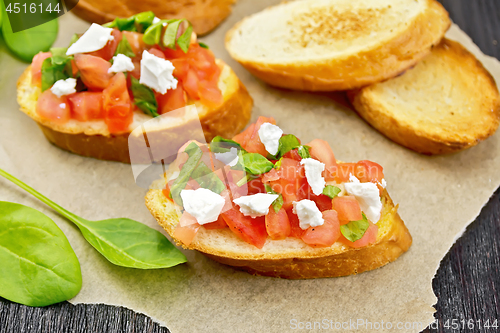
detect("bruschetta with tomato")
(145, 117), (412, 279)
(17, 12), (252, 163)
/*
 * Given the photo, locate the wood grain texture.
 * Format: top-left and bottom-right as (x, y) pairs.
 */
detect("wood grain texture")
(1, 1), (499, 332)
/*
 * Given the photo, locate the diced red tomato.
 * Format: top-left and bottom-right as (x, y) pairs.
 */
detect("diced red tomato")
(246, 178), (266, 195)
(282, 149), (302, 161)
(74, 54), (113, 91)
(102, 72), (133, 133)
(332, 196), (362, 224)
(88, 29), (122, 61)
(122, 31), (146, 56)
(173, 212), (200, 246)
(31, 51), (52, 87)
(203, 216), (228, 229)
(286, 209), (305, 238)
(355, 160), (384, 183)
(307, 139), (338, 181)
(265, 208), (291, 240)
(310, 194), (333, 212)
(341, 222), (378, 248)
(171, 58), (190, 78)
(156, 84), (187, 114)
(221, 207), (268, 249)
(232, 123), (255, 148)
(162, 187), (171, 200)
(268, 158), (307, 210)
(332, 163), (357, 183)
(262, 168), (280, 183)
(148, 47), (166, 59)
(198, 79), (223, 106)
(244, 116), (276, 156)
(183, 69), (200, 100)
(301, 210), (340, 247)
(36, 90), (71, 124)
(163, 45), (188, 60)
(67, 92), (104, 121)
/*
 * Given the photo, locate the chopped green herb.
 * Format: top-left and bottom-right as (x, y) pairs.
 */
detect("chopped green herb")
(277, 134), (300, 158)
(191, 162), (226, 194)
(322, 185), (341, 199)
(241, 153), (275, 175)
(198, 42), (209, 49)
(130, 76), (159, 117)
(169, 143), (203, 205)
(340, 213), (370, 242)
(210, 136), (243, 153)
(297, 145), (311, 159)
(114, 35), (136, 58)
(176, 25), (193, 53)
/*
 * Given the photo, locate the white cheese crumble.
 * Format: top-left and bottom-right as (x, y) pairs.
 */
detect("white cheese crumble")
(108, 54), (135, 73)
(180, 188), (225, 225)
(214, 147), (239, 167)
(293, 199), (324, 230)
(344, 175), (382, 223)
(300, 158), (326, 195)
(258, 123), (283, 155)
(233, 193), (279, 218)
(66, 23), (114, 55)
(140, 50), (178, 94)
(50, 78), (77, 97)
(153, 17), (161, 24)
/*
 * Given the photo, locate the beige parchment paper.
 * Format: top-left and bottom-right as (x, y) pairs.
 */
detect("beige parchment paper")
(1, 1), (500, 332)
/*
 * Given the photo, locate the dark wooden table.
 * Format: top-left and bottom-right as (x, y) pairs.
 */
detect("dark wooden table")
(1, 1), (500, 332)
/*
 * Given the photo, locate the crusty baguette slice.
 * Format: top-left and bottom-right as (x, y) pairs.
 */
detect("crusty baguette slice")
(17, 60), (253, 163)
(71, 0), (234, 36)
(348, 38), (500, 155)
(145, 178), (412, 279)
(225, 0), (450, 91)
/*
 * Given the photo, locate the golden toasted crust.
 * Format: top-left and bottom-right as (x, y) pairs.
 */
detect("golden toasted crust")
(225, 0), (450, 91)
(348, 39), (500, 155)
(145, 185), (412, 279)
(17, 62), (253, 163)
(71, 0), (235, 36)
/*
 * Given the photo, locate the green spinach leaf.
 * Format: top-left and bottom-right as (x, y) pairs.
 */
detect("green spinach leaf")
(340, 213), (370, 242)
(0, 168), (187, 269)
(0, 201), (82, 307)
(130, 76), (159, 117)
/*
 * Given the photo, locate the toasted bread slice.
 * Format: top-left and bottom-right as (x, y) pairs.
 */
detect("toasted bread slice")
(145, 177), (412, 279)
(348, 39), (500, 155)
(17, 60), (253, 163)
(225, 0), (450, 92)
(71, 0), (234, 36)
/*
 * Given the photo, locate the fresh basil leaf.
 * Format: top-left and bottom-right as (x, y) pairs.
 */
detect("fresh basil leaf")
(169, 143), (203, 205)
(177, 25), (193, 53)
(102, 21), (116, 28)
(69, 34), (79, 47)
(210, 136), (243, 153)
(130, 76), (159, 117)
(241, 153), (274, 175)
(0, 201), (82, 307)
(114, 35), (136, 58)
(322, 185), (341, 199)
(49, 47), (71, 65)
(297, 145), (311, 159)
(163, 19), (182, 49)
(340, 213), (370, 242)
(264, 184), (283, 213)
(143, 20), (168, 45)
(1, 11), (58, 62)
(198, 42), (209, 49)
(277, 134), (300, 158)
(115, 17), (136, 31)
(274, 157), (283, 170)
(40, 56), (73, 91)
(272, 194), (283, 213)
(191, 162), (226, 194)
(0, 168), (187, 269)
(134, 11), (155, 32)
